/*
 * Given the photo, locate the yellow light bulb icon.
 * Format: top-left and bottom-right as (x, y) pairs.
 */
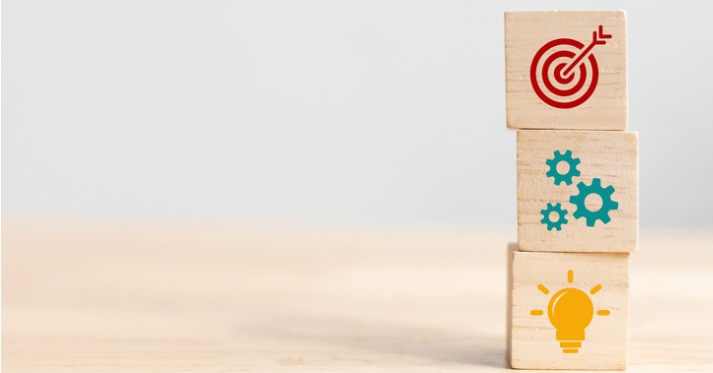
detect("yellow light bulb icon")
(530, 270), (610, 354)
(548, 287), (593, 352)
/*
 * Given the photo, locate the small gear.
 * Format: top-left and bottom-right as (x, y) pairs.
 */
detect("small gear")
(545, 150), (581, 186)
(569, 178), (619, 227)
(540, 202), (568, 231)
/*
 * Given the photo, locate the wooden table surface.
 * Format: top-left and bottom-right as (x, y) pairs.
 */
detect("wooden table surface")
(3, 221), (712, 372)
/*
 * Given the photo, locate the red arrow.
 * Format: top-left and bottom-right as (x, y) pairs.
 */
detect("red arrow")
(562, 25), (612, 77)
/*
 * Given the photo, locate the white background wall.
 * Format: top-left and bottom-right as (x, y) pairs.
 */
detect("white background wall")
(3, 1), (712, 227)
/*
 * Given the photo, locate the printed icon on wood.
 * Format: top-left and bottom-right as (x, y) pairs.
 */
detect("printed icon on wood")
(505, 11), (627, 130)
(539, 150), (619, 231)
(531, 25), (611, 109)
(530, 270), (610, 353)
(517, 130), (638, 253)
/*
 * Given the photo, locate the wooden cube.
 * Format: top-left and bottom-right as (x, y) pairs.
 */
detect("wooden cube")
(508, 247), (629, 370)
(505, 11), (627, 130)
(518, 130), (638, 252)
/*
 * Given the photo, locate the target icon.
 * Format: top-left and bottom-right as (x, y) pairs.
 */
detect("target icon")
(530, 25), (612, 109)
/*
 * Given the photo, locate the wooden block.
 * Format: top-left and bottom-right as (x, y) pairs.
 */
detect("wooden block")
(505, 11), (627, 130)
(518, 130), (638, 252)
(508, 248), (629, 370)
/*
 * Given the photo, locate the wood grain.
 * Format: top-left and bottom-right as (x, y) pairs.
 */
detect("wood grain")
(517, 130), (638, 252)
(505, 11), (627, 130)
(3, 221), (712, 372)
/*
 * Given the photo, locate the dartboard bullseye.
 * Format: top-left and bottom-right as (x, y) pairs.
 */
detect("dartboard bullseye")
(530, 25), (612, 109)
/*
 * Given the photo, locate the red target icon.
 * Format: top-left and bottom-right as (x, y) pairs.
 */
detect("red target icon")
(530, 25), (612, 109)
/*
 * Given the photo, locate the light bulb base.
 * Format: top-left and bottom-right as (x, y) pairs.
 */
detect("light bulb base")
(559, 341), (582, 354)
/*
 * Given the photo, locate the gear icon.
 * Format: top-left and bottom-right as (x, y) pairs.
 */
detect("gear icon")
(540, 202), (568, 231)
(545, 150), (581, 186)
(569, 178), (619, 227)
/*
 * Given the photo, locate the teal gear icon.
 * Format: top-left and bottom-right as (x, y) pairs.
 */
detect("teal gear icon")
(540, 202), (568, 231)
(569, 178), (619, 227)
(545, 150), (581, 186)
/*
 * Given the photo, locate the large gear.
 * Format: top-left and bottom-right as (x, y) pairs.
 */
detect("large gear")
(540, 202), (568, 231)
(545, 150), (581, 186)
(569, 178), (619, 227)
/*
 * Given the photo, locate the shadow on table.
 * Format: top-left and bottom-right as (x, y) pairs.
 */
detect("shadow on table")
(243, 313), (506, 368)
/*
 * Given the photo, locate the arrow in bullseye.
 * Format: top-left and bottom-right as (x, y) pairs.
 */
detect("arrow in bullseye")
(562, 25), (612, 78)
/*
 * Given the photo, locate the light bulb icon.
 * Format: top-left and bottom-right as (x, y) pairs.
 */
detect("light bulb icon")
(530, 270), (610, 353)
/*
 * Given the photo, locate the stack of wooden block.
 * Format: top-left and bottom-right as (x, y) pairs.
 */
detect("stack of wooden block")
(504, 11), (638, 370)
